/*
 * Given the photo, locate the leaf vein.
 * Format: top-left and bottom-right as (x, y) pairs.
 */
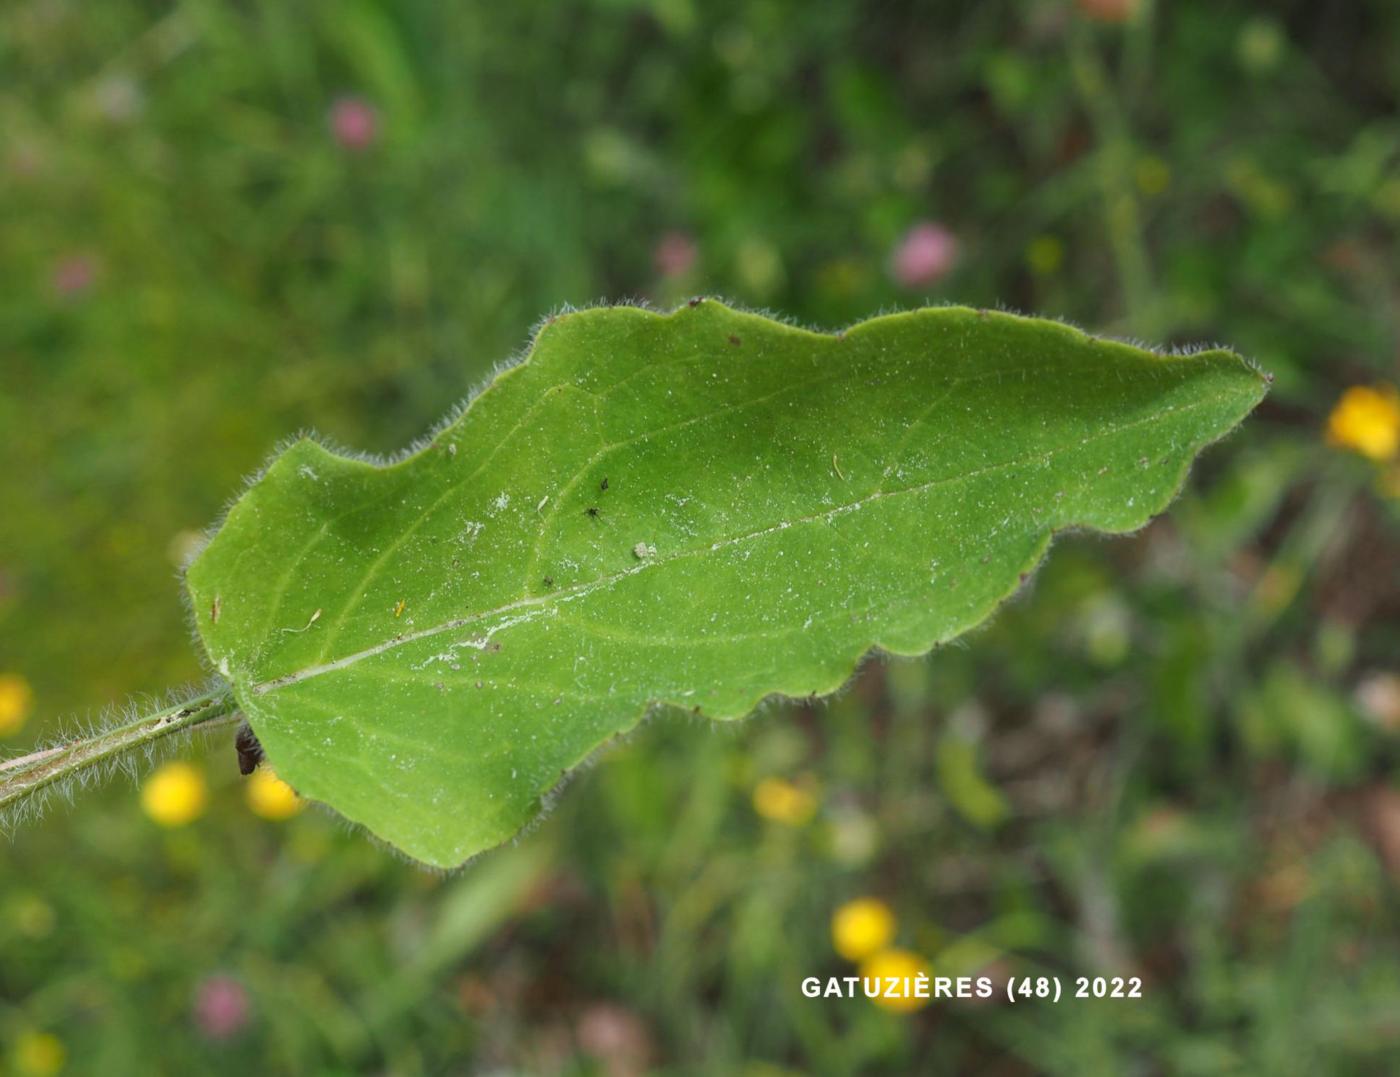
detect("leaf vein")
(251, 392), (1226, 696)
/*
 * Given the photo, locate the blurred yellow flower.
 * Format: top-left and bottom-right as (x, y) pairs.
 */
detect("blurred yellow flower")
(832, 897), (896, 961)
(140, 761), (207, 827)
(0, 672), (34, 736)
(859, 948), (932, 1013)
(751, 776), (817, 826)
(1327, 385), (1400, 461)
(245, 768), (304, 820)
(14, 1031), (66, 1077)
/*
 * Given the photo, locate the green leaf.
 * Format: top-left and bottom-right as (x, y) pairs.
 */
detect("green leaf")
(185, 301), (1266, 867)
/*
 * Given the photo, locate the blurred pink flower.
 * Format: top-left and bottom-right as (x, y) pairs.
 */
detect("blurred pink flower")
(576, 1003), (652, 1077)
(329, 96), (378, 152)
(653, 231), (698, 278)
(194, 975), (251, 1041)
(1076, 0), (1139, 22)
(889, 221), (959, 289)
(50, 254), (99, 299)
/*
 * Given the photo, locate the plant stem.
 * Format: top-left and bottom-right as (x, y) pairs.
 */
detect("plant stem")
(1068, 28), (1157, 337)
(0, 687), (241, 817)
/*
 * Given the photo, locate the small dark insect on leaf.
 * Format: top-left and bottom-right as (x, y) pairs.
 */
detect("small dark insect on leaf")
(687, 296), (705, 307)
(585, 506), (599, 517)
(543, 576), (554, 587)
(728, 335), (741, 346)
(235, 723), (264, 776)
(600, 477), (609, 492)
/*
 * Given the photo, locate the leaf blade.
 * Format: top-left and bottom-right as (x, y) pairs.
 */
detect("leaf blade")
(187, 302), (1266, 866)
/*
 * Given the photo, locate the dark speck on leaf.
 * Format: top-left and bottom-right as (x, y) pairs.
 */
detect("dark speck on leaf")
(543, 576), (553, 588)
(728, 335), (741, 346)
(600, 477), (609, 492)
(688, 296), (705, 307)
(586, 506), (599, 517)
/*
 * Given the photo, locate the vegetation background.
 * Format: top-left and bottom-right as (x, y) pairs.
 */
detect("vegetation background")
(3, 0), (1400, 1072)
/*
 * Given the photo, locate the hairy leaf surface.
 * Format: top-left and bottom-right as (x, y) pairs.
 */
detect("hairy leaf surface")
(186, 302), (1266, 866)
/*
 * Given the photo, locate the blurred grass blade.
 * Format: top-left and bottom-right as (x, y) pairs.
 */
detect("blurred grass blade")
(185, 301), (1267, 867)
(366, 836), (554, 1026)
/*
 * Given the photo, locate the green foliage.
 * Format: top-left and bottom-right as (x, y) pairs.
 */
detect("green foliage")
(187, 302), (1263, 865)
(4, 1), (1400, 1073)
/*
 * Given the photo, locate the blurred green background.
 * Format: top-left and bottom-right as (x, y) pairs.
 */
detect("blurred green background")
(3, 0), (1400, 1073)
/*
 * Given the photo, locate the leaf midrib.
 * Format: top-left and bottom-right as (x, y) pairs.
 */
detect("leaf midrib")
(299, 352), (1191, 664)
(249, 391), (1228, 697)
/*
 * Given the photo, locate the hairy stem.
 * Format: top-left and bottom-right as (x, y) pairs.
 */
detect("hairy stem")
(0, 687), (241, 817)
